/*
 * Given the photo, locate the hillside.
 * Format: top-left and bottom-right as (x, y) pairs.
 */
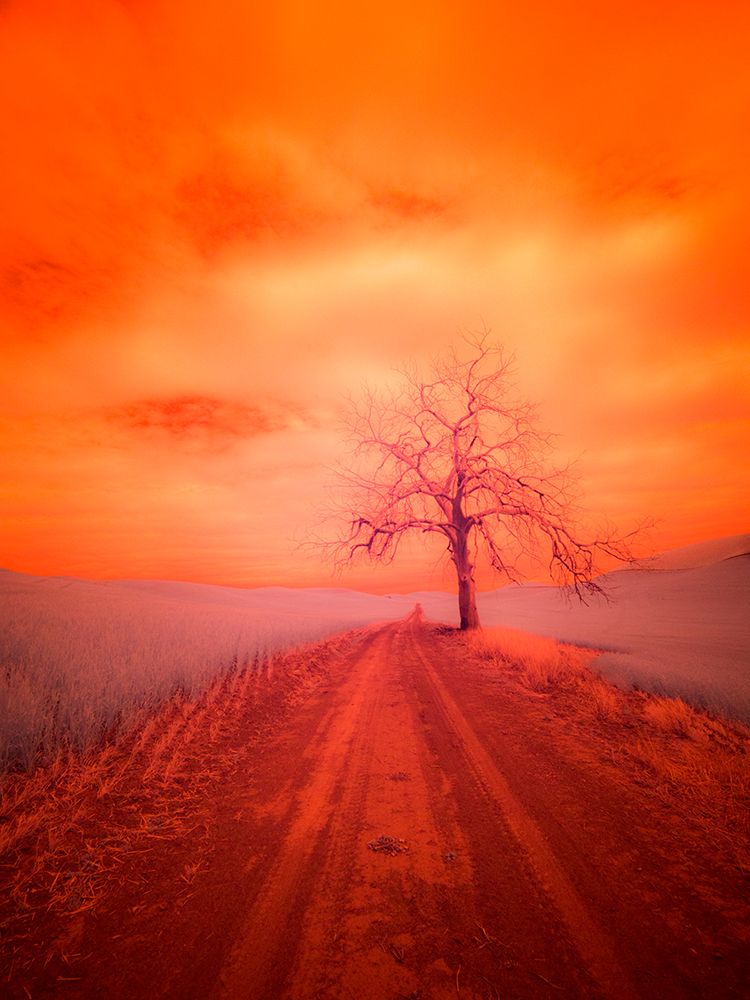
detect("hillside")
(633, 533), (750, 570)
(460, 539), (750, 722)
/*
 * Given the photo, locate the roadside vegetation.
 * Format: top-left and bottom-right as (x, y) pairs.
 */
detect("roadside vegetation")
(468, 625), (750, 872)
(0, 628), (360, 985)
(0, 579), (383, 773)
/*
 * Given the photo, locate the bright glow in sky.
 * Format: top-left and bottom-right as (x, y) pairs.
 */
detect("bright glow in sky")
(1, 1), (748, 591)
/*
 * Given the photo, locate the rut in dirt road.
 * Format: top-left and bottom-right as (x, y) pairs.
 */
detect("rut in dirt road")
(52, 613), (750, 1000)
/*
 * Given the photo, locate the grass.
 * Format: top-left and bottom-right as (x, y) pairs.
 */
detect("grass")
(0, 627), (357, 988)
(467, 625), (589, 691)
(0, 577), (383, 773)
(641, 696), (706, 739)
(585, 676), (622, 721)
(466, 623), (750, 872)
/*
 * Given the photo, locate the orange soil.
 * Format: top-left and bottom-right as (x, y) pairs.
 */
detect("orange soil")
(4, 612), (750, 998)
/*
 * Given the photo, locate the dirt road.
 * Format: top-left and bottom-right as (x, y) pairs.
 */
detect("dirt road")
(36, 612), (749, 999)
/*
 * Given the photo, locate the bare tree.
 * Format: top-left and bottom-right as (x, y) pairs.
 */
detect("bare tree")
(323, 334), (636, 630)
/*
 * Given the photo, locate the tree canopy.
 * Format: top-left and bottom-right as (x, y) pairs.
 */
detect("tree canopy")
(323, 335), (636, 629)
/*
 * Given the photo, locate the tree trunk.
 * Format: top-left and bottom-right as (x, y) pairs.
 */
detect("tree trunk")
(453, 530), (480, 630)
(457, 572), (480, 630)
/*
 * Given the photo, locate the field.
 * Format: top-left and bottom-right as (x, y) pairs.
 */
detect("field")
(0, 571), (411, 771)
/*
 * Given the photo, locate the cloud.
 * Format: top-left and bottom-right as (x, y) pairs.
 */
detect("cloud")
(369, 188), (452, 225)
(108, 395), (289, 450)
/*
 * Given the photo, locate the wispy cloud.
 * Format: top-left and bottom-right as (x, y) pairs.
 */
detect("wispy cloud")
(109, 396), (287, 449)
(369, 188), (452, 225)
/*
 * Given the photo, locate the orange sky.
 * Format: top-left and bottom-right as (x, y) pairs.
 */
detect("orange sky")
(1, 1), (748, 592)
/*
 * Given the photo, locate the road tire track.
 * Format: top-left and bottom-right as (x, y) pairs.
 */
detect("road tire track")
(406, 612), (639, 1000)
(211, 625), (393, 1000)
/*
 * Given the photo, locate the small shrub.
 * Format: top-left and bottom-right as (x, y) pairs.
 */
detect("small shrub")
(642, 696), (705, 740)
(470, 626), (584, 691)
(586, 677), (622, 721)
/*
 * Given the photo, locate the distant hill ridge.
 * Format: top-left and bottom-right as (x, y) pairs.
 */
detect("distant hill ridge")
(634, 534), (750, 572)
(1, 533), (748, 595)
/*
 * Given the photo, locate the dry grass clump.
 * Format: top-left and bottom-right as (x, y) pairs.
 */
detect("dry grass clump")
(641, 696), (706, 740)
(585, 676), (622, 722)
(469, 626), (587, 691)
